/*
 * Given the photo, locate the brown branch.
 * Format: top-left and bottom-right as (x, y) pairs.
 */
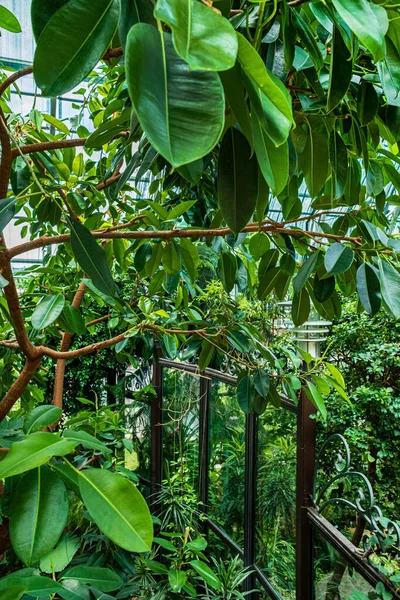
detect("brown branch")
(0, 357), (42, 422)
(52, 282), (87, 409)
(86, 314), (110, 328)
(11, 137), (88, 159)
(7, 223), (363, 259)
(0, 66), (33, 99)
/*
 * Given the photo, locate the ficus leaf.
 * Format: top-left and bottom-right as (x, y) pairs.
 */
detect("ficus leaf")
(31, 294), (65, 330)
(33, 0), (121, 97)
(356, 263), (381, 315)
(126, 24), (225, 167)
(324, 243), (354, 275)
(218, 127), (258, 233)
(327, 27), (353, 112)
(24, 406), (62, 434)
(61, 567), (123, 592)
(0, 197), (18, 232)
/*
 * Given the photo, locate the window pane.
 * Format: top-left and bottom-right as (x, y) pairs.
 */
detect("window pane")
(256, 407), (297, 599)
(208, 379), (245, 548)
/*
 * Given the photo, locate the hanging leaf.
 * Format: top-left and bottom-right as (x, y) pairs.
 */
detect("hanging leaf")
(10, 467), (68, 566)
(198, 340), (214, 371)
(0, 197), (18, 232)
(356, 263), (381, 315)
(236, 32), (293, 146)
(219, 63), (253, 144)
(304, 381), (327, 420)
(180, 238), (199, 283)
(257, 266), (281, 300)
(378, 259), (400, 319)
(291, 8), (324, 71)
(154, 0), (238, 71)
(162, 241), (181, 276)
(33, 0), (121, 97)
(0, 433), (77, 479)
(299, 130), (329, 198)
(126, 24), (225, 167)
(324, 243), (354, 275)
(293, 251), (319, 293)
(292, 289), (310, 326)
(61, 567), (123, 592)
(378, 37), (400, 107)
(327, 27), (353, 112)
(24, 406), (62, 435)
(0, 5), (21, 32)
(190, 561), (222, 591)
(357, 81), (378, 125)
(253, 368), (270, 398)
(69, 218), (117, 297)
(329, 131), (348, 199)
(331, 0), (388, 63)
(78, 468), (153, 552)
(219, 252), (237, 293)
(218, 128), (258, 233)
(237, 374), (255, 413)
(31, 294), (65, 330)
(251, 112), (289, 196)
(119, 0), (155, 50)
(314, 273), (335, 303)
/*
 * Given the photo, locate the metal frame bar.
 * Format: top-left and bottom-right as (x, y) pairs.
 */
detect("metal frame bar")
(198, 371), (210, 536)
(150, 352), (163, 512)
(296, 387), (317, 599)
(244, 412), (257, 597)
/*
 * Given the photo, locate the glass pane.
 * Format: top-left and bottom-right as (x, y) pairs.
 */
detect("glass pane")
(208, 379), (245, 548)
(314, 530), (376, 599)
(160, 368), (200, 529)
(256, 407), (297, 600)
(125, 397), (151, 481)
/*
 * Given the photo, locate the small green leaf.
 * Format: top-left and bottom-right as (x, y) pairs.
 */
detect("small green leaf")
(198, 341), (214, 371)
(61, 567), (123, 593)
(378, 259), (400, 319)
(24, 406), (62, 434)
(32, 294), (65, 330)
(190, 560), (222, 591)
(162, 241), (181, 276)
(69, 218), (117, 297)
(0, 197), (18, 232)
(253, 368), (270, 398)
(63, 430), (110, 455)
(356, 263), (381, 315)
(0, 5), (21, 32)
(168, 568), (187, 593)
(324, 243), (354, 275)
(59, 305), (87, 336)
(219, 252), (237, 293)
(237, 375), (255, 413)
(40, 532), (80, 574)
(293, 252), (319, 293)
(304, 381), (327, 420)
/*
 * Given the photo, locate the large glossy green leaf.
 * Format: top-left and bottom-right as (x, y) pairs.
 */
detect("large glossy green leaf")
(24, 405), (62, 434)
(78, 468), (153, 552)
(119, 0), (155, 50)
(126, 24), (225, 167)
(357, 81), (378, 125)
(31, 294), (65, 330)
(69, 218), (117, 297)
(356, 263), (381, 315)
(0, 197), (18, 232)
(59, 305), (87, 336)
(293, 252), (319, 293)
(292, 289), (310, 326)
(0, 433), (77, 479)
(0, 5), (21, 32)
(291, 8), (323, 71)
(168, 568), (187, 593)
(40, 532), (80, 574)
(31, 0), (70, 39)
(154, 0), (237, 71)
(378, 38), (400, 107)
(0, 588), (26, 600)
(378, 259), (400, 319)
(162, 241), (181, 275)
(219, 63), (252, 144)
(329, 131), (348, 199)
(33, 0), (121, 97)
(237, 33), (293, 146)
(10, 466), (68, 565)
(305, 381), (327, 419)
(251, 112), (289, 196)
(327, 27), (353, 112)
(61, 567), (122, 592)
(237, 375), (255, 413)
(331, 0), (388, 63)
(217, 128), (258, 233)
(299, 129), (329, 198)
(324, 243), (354, 275)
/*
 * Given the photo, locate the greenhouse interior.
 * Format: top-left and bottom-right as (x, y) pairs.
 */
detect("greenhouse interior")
(0, 0), (399, 599)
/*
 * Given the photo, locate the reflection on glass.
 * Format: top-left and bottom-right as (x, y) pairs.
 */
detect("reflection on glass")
(314, 531), (376, 599)
(256, 407), (297, 599)
(125, 397), (151, 481)
(208, 380), (245, 547)
(160, 369), (200, 530)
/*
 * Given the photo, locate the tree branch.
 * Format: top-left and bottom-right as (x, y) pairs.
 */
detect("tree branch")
(7, 222), (363, 259)
(0, 357), (42, 422)
(10, 137), (88, 159)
